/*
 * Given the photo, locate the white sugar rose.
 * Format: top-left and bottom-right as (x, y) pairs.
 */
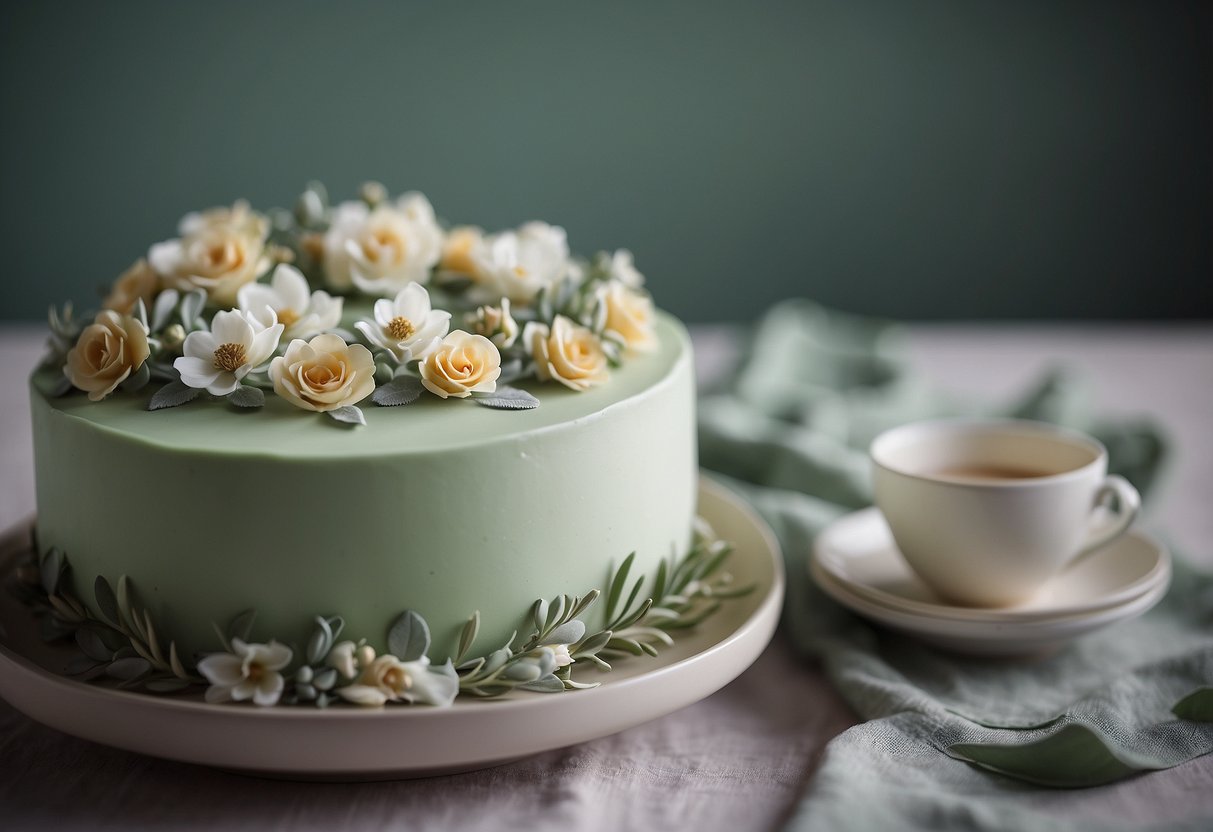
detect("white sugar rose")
(198, 638), (292, 707)
(270, 334), (375, 412)
(354, 283), (450, 363)
(238, 264), (343, 340)
(322, 193), (443, 294)
(419, 330), (502, 399)
(174, 309), (283, 396)
(471, 221), (571, 303)
(148, 201), (272, 307)
(64, 310), (151, 401)
(468, 298), (519, 348)
(524, 315), (609, 392)
(604, 249), (645, 288)
(102, 259), (160, 314)
(602, 282), (657, 352)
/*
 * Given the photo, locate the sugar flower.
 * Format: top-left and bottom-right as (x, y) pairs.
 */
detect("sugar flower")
(321, 193), (443, 294)
(524, 315), (609, 392)
(198, 638), (293, 706)
(238, 264), (343, 340)
(64, 310), (151, 401)
(603, 249), (645, 289)
(471, 221), (571, 303)
(601, 282), (657, 352)
(148, 201), (272, 307)
(419, 330), (502, 399)
(335, 647), (457, 708)
(269, 334), (376, 412)
(174, 309), (283, 396)
(468, 298), (519, 349)
(354, 283), (450, 363)
(102, 259), (161, 315)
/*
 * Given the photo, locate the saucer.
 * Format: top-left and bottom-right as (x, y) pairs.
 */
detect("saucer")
(813, 508), (1169, 622)
(0, 477), (783, 780)
(810, 507), (1170, 656)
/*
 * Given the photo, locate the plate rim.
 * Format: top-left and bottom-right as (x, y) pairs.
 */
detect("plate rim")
(813, 506), (1170, 623)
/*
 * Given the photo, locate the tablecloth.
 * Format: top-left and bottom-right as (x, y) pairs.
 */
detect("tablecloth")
(1, 322), (1210, 831)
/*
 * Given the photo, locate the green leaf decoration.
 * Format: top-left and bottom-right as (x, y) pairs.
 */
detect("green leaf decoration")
(131, 297), (149, 331)
(49, 375), (74, 397)
(226, 609), (257, 644)
(64, 655), (101, 676)
(93, 576), (120, 628)
(545, 620), (586, 646)
(148, 381), (201, 411)
(1172, 687), (1213, 721)
(328, 405), (366, 426)
(306, 615), (334, 665)
(518, 674), (565, 693)
(121, 361), (151, 394)
(473, 386), (540, 410)
(75, 628), (113, 662)
(387, 610), (431, 662)
(150, 288), (180, 332)
(40, 548), (64, 596)
(455, 611), (480, 665)
(227, 385), (265, 408)
(371, 375), (424, 407)
(106, 657), (152, 681)
(604, 553), (635, 623)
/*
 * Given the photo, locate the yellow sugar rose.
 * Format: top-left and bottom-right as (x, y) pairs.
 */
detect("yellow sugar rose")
(524, 315), (609, 392)
(148, 201), (271, 307)
(602, 282), (657, 352)
(102, 259), (160, 314)
(269, 334), (376, 412)
(419, 330), (502, 399)
(64, 310), (151, 401)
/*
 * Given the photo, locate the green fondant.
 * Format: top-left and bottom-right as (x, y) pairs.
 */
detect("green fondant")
(30, 313), (696, 659)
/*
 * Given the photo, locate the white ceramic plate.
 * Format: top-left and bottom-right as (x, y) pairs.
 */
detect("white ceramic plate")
(813, 507), (1169, 622)
(0, 476), (783, 780)
(809, 520), (1170, 657)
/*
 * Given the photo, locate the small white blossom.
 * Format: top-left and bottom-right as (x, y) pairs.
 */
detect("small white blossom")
(198, 638), (292, 707)
(321, 193), (443, 294)
(471, 221), (571, 303)
(335, 647), (457, 708)
(354, 283), (450, 363)
(604, 249), (644, 288)
(238, 264), (342, 340)
(174, 308), (283, 396)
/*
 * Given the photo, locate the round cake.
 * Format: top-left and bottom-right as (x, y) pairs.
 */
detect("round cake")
(24, 182), (721, 708)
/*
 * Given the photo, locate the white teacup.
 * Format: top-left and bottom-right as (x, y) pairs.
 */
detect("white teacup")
(870, 418), (1141, 607)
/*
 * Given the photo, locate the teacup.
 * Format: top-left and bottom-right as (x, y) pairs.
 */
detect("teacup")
(870, 418), (1140, 607)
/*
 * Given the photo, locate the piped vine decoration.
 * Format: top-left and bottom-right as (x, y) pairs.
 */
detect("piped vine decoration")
(13, 521), (750, 708)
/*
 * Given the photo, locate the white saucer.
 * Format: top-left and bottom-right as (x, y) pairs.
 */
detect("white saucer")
(810, 508), (1170, 656)
(814, 507), (1170, 621)
(0, 476), (783, 780)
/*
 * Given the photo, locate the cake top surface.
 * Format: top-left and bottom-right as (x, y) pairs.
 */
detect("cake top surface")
(36, 182), (675, 439)
(31, 312), (688, 457)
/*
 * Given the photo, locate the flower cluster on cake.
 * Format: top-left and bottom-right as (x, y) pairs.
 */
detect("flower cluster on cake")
(46, 182), (657, 425)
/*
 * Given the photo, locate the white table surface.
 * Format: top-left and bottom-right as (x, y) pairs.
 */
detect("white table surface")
(1, 322), (1210, 831)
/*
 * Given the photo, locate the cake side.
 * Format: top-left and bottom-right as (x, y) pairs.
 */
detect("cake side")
(31, 314), (696, 659)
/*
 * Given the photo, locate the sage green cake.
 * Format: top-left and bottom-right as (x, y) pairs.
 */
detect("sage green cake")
(29, 184), (703, 703)
(30, 314), (695, 659)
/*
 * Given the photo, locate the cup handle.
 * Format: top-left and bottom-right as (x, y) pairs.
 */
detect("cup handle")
(1077, 475), (1141, 556)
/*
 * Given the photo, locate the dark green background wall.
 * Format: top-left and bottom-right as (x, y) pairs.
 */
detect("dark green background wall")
(2, 1), (1210, 323)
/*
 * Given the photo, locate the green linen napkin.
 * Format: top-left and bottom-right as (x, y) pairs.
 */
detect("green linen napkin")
(696, 300), (1213, 831)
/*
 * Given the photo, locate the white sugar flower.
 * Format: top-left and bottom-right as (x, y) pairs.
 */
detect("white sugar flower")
(354, 283), (450, 363)
(237, 264), (342, 340)
(148, 201), (272, 307)
(524, 315), (609, 392)
(327, 640), (360, 680)
(467, 298), (519, 349)
(321, 193), (443, 294)
(471, 221), (571, 303)
(269, 334), (376, 412)
(548, 644), (573, 668)
(604, 249), (645, 288)
(335, 647), (457, 708)
(198, 638), (292, 706)
(174, 309), (283, 396)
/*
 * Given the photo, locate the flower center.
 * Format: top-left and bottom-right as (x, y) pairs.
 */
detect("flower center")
(386, 316), (416, 341)
(247, 663), (264, 682)
(276, 307), (301, 328)
(213, 342), (247, 372)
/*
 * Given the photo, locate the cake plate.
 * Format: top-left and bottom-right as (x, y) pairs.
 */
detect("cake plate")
(0, 476), (783, 780)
